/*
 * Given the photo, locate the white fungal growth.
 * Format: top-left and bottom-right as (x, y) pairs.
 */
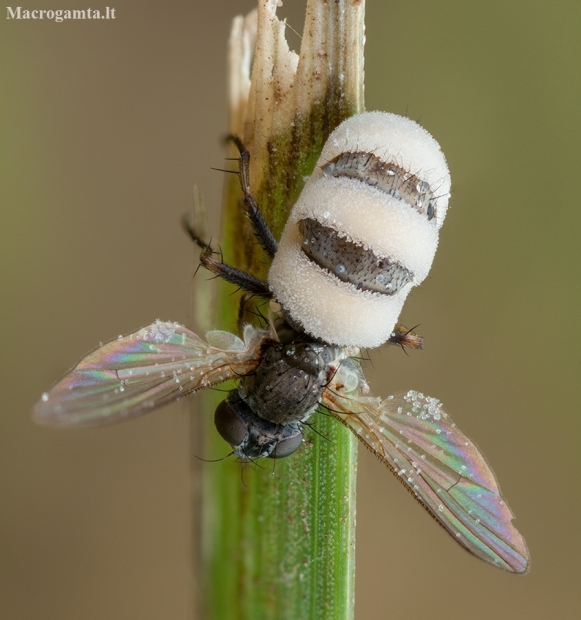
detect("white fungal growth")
(269, 112), (451, 348)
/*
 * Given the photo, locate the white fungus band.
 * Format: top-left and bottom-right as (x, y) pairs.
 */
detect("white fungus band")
(269, 111), (451, 348)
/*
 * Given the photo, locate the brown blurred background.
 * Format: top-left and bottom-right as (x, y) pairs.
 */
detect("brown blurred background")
(1, 1), (579, 618)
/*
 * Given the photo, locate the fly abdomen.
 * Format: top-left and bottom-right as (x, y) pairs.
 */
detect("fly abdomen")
(268, 111), (451, 348)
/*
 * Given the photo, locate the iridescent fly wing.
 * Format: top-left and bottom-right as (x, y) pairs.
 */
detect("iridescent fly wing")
(322, 383), (530, 574)
(34, 320), (269, 427)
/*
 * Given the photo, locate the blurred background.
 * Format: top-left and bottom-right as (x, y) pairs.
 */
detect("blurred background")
(1, 1), (579, 618)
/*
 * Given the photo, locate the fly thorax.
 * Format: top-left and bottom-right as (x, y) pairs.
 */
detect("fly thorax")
(237, 341), (331, 425)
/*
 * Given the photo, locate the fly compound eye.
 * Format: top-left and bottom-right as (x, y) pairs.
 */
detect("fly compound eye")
(268, 431), (303, 459)
(214, 400), (247, 448)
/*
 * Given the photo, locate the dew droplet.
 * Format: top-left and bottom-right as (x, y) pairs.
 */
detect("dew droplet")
(417, 180), (430, 193)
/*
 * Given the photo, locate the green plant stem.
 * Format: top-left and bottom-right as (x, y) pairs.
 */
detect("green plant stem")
(198, 2), (365, 618)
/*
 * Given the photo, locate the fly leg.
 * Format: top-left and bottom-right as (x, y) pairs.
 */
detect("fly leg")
(229, 135), (278, 260)
(198, 245), (272, 298)
(183, 203), (272, 298)
(182, 139), (275, 299)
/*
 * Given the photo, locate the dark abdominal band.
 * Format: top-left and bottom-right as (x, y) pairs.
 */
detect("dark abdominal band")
(298, 218), (412, 295)
(322, 151), (436, 221)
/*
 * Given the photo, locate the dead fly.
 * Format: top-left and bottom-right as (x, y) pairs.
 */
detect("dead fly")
(35, 112), (529, 574)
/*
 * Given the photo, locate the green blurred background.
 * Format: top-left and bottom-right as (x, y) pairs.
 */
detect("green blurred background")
(1, 1), (579, 618)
